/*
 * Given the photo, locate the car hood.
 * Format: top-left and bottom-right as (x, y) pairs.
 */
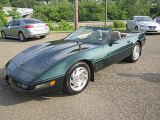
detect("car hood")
(8, 39), (97, 77)
(138, 21), (160, 26)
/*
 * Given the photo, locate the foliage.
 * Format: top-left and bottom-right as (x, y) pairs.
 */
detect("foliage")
(0, 0), (11, 6)
(7, 8), (21, 19)
(79, 2), (105, 21)
(9, 0), (37, 8)
(48, 20), (74, 31)
(32, 2), (73, 22)
(113, 20), (125, 28)
(157, 0), (160, 16)
(107, 0), (151, 20)
(0, 0), (159, 25)
(0, 4), (7, 29)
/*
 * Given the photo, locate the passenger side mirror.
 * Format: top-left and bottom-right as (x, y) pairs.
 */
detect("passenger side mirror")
(5, 25), (9, 27)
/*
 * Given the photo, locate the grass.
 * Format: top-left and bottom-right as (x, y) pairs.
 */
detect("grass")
(112, 28), (126, 32)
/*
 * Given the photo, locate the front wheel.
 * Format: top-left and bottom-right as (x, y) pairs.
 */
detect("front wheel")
(126, 42), (141, 63)
(64, 62), (91, 95)
(1, 31), (6, 39)
(126, 24), (129, 30)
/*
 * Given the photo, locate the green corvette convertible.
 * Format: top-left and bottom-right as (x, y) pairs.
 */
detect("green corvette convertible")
(4, 27), (146, 95)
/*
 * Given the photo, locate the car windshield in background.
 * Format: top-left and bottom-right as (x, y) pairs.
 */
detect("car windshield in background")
(136, 17), (153, 22)
(22, 19), (42, 24)
(65, 27), (111, 44)
(156, 17), (160, 22)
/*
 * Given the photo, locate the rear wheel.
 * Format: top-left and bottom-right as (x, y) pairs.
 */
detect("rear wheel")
(1, 31), (6, 39)
(64, 62), (91, 95)
(126, 42), (141, 63)
(19, 32), (26, 42)
(40, 35), (46, 39)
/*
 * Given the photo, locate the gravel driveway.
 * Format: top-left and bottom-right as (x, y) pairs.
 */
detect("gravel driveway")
(0, 33), (160, 120)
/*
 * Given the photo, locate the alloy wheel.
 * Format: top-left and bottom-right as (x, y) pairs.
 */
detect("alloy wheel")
(69, 67), (89, 91)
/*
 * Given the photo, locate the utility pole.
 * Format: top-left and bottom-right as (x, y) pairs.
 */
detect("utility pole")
(105, 0), (107, 26)
(74, 0), (78, 31)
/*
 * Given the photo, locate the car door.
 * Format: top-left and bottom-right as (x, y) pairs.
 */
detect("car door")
(4, 20), (15, 36)
(127, 17), (134, 29)
(130, 17), (137, 29)
(11, 20), (21, 37)
(103, 37), (133, 66)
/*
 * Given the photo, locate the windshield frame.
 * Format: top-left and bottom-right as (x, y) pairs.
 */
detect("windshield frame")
(135, 16), (153, 22)
(64, 27), (112, 44)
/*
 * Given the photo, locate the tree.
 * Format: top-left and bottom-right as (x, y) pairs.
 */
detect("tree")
(7, 8), (21, 19)
(0, 4), (7, 28)
(157, 0), (160, 16)
(0, 0), (11, 6)
(10, 0), (37, 8)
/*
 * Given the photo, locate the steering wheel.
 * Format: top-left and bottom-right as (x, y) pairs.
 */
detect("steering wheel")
(96, 36), (103, 41)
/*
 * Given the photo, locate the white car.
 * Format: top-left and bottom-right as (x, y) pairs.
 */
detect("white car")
(126, 16), (160, 33)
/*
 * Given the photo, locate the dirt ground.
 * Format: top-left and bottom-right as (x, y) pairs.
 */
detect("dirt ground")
(0, 33), (160, 120)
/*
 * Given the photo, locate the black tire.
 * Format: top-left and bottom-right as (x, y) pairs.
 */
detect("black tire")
(126, 42), (141, 63)
(1, 31), (6, 39)
(126, 24), (129, 30)
(135, 26), (138, 31)
(40, 35), (46, 39)
(64, 62), (91, 95)
(19, 32), (26, 42)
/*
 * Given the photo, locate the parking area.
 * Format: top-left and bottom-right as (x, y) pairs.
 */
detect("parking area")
(0, 33), (160, 120)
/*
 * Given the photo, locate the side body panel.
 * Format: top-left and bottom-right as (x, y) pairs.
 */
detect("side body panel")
(104, 37), (133, 66)
(38, 44), (105, 83)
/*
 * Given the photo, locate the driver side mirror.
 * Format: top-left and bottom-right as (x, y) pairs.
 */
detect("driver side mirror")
(5, 25), (9, 27)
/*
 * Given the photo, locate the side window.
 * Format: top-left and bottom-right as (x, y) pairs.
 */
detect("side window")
(13, 20), (20, 26)
(8, 20), (14, 26)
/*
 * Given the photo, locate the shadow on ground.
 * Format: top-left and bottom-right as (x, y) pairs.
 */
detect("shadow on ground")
(0, 37), (43, 42)
(0, 68), (67, 106)
(117, 73), (160, 83)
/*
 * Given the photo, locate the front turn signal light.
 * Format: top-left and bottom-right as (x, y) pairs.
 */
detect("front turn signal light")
(50, 81), (56, 86)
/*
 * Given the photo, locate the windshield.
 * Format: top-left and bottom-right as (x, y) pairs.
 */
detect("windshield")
(136, 16), (153, 22)
(65, 27), (112, 44)
(156, 17), (160, 22)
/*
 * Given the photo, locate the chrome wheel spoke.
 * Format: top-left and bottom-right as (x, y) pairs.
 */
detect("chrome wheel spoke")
(70, 67), (89, 91)
(133, 45), (140, 60)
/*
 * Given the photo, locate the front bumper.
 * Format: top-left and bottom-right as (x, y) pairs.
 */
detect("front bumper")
(139, 27), (160, 33)
(4, 72), (64, 95)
